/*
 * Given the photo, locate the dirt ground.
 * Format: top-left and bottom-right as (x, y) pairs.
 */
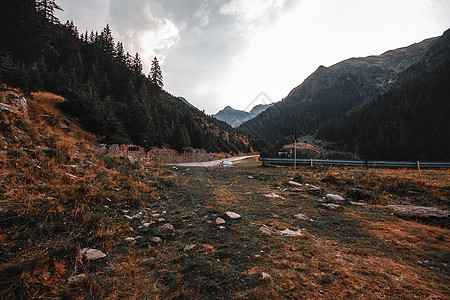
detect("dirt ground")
(126, 158), (449, 299)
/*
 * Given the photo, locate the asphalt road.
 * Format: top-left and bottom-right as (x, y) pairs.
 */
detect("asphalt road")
(170, 155), (260, 167)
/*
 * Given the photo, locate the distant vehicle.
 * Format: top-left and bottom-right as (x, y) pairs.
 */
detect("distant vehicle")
(220, 161), (233, 167)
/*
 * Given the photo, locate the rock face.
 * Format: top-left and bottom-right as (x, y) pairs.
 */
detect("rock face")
(388, 205), (449, 222)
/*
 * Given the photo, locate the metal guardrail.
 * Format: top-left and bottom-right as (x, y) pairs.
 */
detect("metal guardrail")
(259, 158), (450, 169)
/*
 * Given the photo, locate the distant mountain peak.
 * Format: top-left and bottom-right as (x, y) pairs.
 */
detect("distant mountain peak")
(213, 103), (273, 128)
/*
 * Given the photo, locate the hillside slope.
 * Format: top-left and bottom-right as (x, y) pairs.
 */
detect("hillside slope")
(239, 37), (437, 145)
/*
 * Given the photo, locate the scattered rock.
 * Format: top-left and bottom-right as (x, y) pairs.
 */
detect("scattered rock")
(68, 273), (85, 285)
(321, 203), (341, 210)
(151, 237), (162, 243)
(160, 223), (174, 231)
(388, 205), (449, 221)
(225, 211), (241, 219)
(215, 217), (226, 225)
(60, 123), (68, 129)
(261, 272), (271, 279)
(84, 249), (107, 260)
(259, 225), (271, 235)
(265, 193), (285, 199)
(288, 180), (302, 187)
(295, 213), (313, 221)
(184, 244), (197, 251)
(280, 228), (304, 237)
(325, 194), (346, 204)
(307, 186), (322, 195)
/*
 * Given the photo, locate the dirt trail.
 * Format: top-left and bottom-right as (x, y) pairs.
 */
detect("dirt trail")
(170, 155), (259, 167)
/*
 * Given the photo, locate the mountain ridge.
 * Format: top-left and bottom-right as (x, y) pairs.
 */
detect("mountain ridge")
(239, 36), (438, 145)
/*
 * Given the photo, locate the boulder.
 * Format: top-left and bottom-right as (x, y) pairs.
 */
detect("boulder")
(388, 205), (449, 222)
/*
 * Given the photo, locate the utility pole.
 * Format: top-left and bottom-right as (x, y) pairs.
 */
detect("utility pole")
(294, 129), (297, 171)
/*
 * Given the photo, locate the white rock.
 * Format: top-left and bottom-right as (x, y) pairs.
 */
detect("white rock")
(262, 272), (271, 279)
(151, 237), (162, 243)
(280, 229), (304, 237)
(184, 244), (197, 251)
(265, 193), (285, 199)
(84, 249), (106, 260)
(288, 181), (302, 187)
(322, 203), (340, 210)
(326, 194), (345, 204)
(68, 273), (85, 284)
(295, 214), (313, 221)
(124, 237), (135, 241)
(259, 225), (271, 235)
(225, 211), (241, 219)
(215, 217), (226, 225)
(160, 223), (174, 230)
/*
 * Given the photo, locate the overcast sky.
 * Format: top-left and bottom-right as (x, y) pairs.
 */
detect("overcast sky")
(56, 0), (450, 114)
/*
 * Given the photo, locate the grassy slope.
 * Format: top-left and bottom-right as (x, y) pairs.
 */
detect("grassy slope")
(0, 90), (448, 299)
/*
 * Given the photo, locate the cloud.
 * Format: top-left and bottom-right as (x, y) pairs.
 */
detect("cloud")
(108, 0), (180, 69)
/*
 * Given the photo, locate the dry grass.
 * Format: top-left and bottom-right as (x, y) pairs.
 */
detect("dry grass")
(1, 89), (449, 299)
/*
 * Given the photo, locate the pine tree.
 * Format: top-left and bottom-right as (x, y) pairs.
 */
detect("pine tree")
(149, 56), (163, 88)
(35, 0), (62, 23)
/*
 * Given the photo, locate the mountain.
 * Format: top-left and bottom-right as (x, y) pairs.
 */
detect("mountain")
(0, 0), (272, 155)
(317, 28), (450, 161)
(239, 37), (437, 145)
(213, 103), (273, 127)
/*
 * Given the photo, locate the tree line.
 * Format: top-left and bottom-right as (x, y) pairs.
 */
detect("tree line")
(0, 0), (273, 155)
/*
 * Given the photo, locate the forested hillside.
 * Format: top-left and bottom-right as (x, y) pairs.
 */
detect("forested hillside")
(317, 31), (450, 161)
(239, 37), (436, 147)
(0, 0), (270, 154)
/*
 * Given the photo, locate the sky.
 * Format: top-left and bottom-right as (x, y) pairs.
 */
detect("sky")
(56, 0), (450, 114)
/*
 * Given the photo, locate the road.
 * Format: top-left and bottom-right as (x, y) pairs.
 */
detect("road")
(170, 155), (259, 167)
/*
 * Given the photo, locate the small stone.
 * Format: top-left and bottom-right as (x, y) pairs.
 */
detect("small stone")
(280, 228), (304, 237)
(60, 123), (68, 129)
(143, 222), (153, 228)
(225, 211), (241, 219)
(261, 272), (271, 279)
(124, 237), (135, 241)
(326, 194), (345, 204)
(219, 226), (226, 229)
(151, 237), (162, 243)
(84, 249), (106, 260)
(259, 225), (271, 235)
(215, 217), (226, 225)
(307, 186), (322, 194)
(265, 193), (285, 199)
(295, 213), (313, 221)
(184, 244), (197, 251)
(288, 180), (302, 187)
(68, 273), (85, 284)
(321, 203), (340, 210)
(160, 223), (174, 231)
